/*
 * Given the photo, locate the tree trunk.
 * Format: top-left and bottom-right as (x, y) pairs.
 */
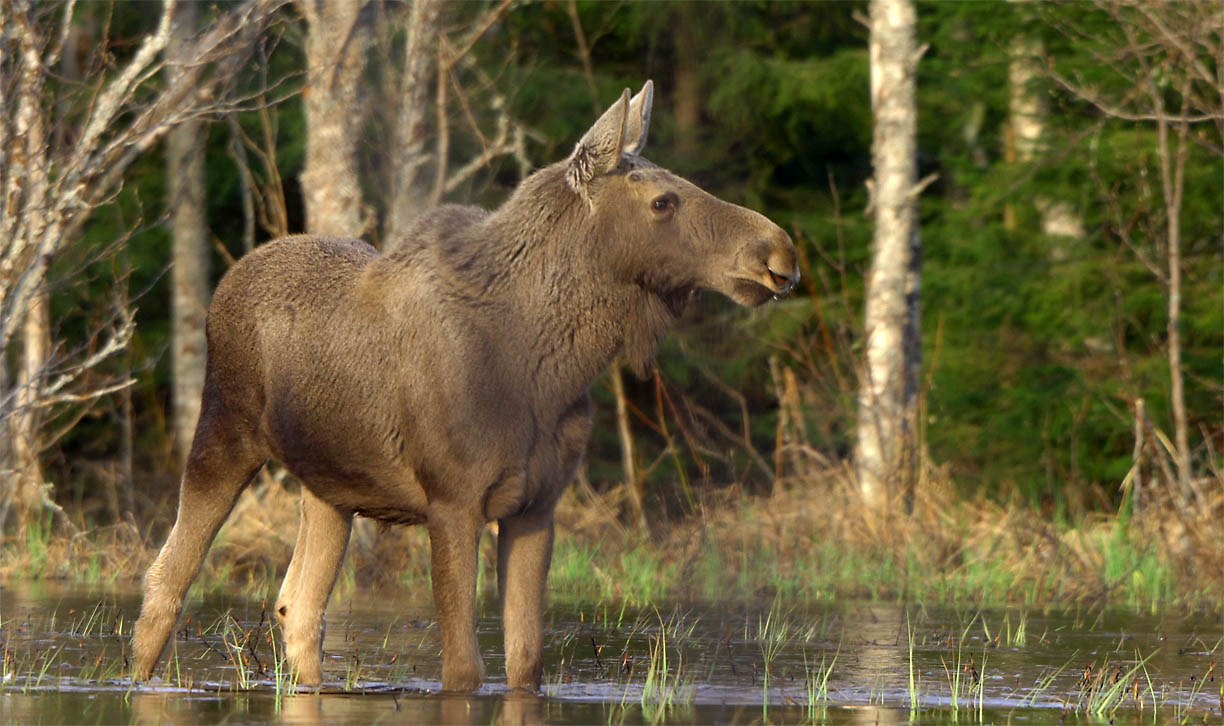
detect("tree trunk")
(0, 352), (8, 528)
(610, 358), (645, 530)
(167, 0), (210, 466)
(672, 3), (702, 161)
(299, 0), (371, 238)
(1006, 17), (1083, 244)
(856, 0), (923, 514)
(1153, 76), (1198, 512)
(387, 0), (443, 240)
(9, 289), (51, 531)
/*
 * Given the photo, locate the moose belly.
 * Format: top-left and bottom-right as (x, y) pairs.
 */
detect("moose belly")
(263, 398), (430, 522)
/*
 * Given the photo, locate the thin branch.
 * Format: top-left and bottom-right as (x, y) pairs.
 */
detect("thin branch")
(442, 0), (515, 71)
(31, 378), (136, 410)
(71, 0), (176, 173)
(567, 0), (601, 116)
(47, 0), (78, 70)
(1133, 3), (1218, 90)
(430, 43), (449, 207)
(226, 115), (257, 252)
(37, 310), (135, 400)
(1044, 67), (1221, 124)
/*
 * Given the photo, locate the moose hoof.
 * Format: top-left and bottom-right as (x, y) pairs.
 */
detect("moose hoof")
(441, 660), (485, 692)
(292, 662), (323, 687)
(506, 661), (543, 693)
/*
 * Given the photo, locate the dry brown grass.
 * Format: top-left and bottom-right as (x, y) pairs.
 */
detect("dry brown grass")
(2, 464), (1220, 612)
(550, 462), (1224, 609)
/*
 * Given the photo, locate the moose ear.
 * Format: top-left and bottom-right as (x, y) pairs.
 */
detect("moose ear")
(567, 88), (631, 195)
(623, 80), (654, 155)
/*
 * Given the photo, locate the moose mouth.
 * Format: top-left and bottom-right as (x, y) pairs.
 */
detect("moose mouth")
(728, 275), (791, 307)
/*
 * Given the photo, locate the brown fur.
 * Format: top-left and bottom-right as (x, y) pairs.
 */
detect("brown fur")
(130, 81), (797, 691)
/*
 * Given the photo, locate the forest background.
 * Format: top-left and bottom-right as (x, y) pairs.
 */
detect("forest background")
(1, 0), (1220, 612)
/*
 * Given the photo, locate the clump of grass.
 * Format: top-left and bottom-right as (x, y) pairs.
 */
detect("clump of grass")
(754, 598), (791, 721)
(342, 649), (365, 691)
(1027, 657), (1075, 707)
(1001, 609), (1028, 648)
(2, 644), (64, 693)
(1070, 651), (1157, 719)
(906, 610), (919, 711)
(802, 643), (838, 719)
(219, 613), (255, 690)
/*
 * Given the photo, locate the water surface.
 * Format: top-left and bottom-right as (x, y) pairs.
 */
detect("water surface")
(0, 582), (1220, 724)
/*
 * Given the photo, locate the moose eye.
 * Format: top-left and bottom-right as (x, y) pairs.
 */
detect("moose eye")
(651, 196), (672, 213)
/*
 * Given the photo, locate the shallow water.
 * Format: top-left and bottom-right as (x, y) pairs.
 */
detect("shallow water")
(0, 582), (1220, 724)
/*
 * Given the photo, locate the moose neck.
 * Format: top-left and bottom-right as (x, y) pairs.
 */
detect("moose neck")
(481, 165), (684, 404)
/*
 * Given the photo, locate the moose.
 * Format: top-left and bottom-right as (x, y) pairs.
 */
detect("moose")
(131, 80), (798, 692)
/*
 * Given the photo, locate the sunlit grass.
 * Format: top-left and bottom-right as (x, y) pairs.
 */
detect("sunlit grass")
(803, 643), (839, 721)
(535, 481), (1222, 616)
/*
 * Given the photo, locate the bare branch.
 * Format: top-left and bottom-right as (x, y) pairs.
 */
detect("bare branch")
(1133, 3), (1218, 90)
(430, 44), (449, 207)
(443, 0), (516, 71)
(1, 0), (286, 396)
(71, 0), (177, 175)
(441, 51), (531, 194)
(32, 378), (136, 410)
(1044, 67), (1222, 124)
(38, 306), (136, 401)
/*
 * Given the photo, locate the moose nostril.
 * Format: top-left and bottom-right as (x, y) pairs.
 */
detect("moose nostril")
(768, 269), (793, 291)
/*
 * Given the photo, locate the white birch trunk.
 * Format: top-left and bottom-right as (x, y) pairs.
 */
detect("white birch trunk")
(856, 0), (922, 512)
(1007, 22), (1083, 242)
(167, 0), (210, 464)
(4, 0), (53, 530)
(299, 0), (371, 238)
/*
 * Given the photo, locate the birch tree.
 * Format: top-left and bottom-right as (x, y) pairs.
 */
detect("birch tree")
(9, 292), (50, 530)
(167, 0), (211, 465)
(387, 0), (443, 240)
(1006, 9), (1084, 242)
(856, 0), (924, 513)
(298, 0), (372, 238)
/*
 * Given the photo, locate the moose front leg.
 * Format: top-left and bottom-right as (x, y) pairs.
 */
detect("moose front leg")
(428, 509), (485, 691)
(497, 508), (555, 691)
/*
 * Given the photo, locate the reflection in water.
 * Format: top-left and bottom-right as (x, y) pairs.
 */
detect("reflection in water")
(125, 690), (545, 725)
(839, 603), (908, 723)
(492, 692), (546, 726)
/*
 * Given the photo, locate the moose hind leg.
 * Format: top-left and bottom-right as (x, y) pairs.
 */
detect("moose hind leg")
(274, 487), (352, 686)
(428, 508), (485, 691)
(130, 419), (264, 680)
(497, 509), (555, 691)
